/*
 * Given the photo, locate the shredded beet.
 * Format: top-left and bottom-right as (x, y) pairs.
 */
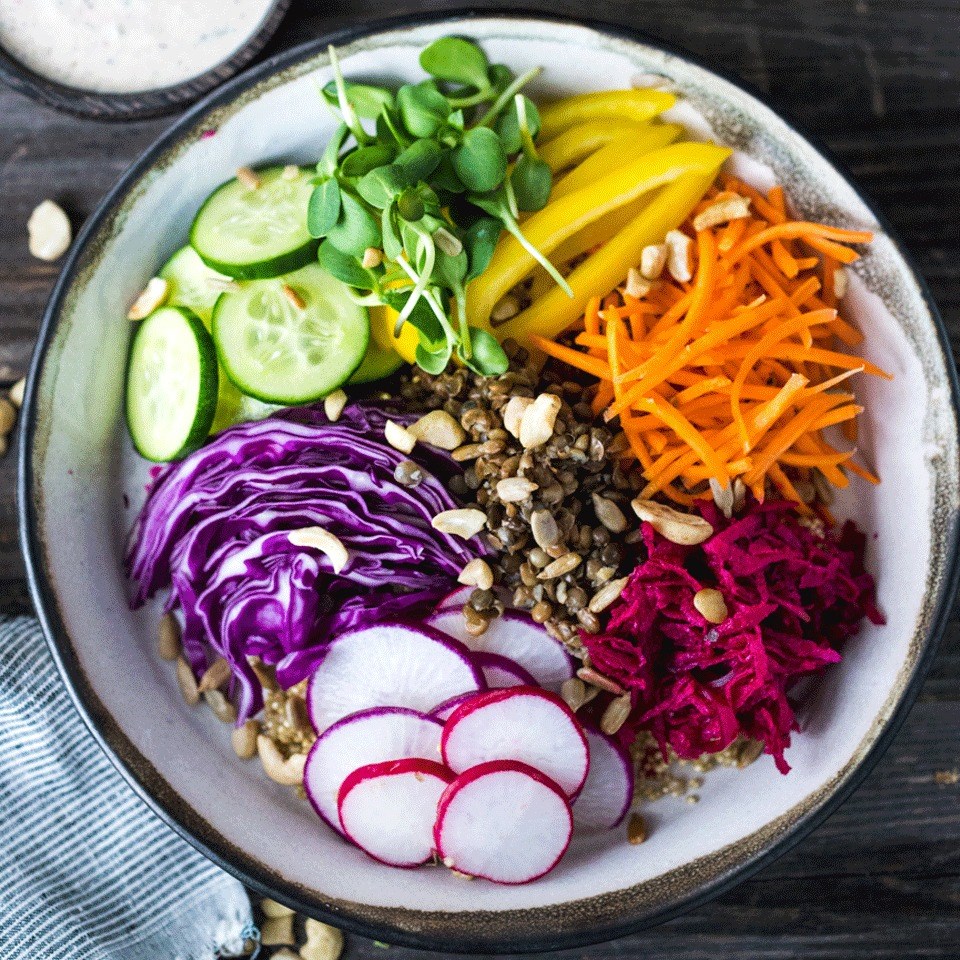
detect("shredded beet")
(582, 500), (884, 773)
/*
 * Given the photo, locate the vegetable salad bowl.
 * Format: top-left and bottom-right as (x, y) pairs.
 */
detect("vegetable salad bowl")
(19, 11), (960, 952)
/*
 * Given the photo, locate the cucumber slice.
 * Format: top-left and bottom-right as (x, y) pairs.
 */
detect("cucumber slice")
(158, 245), (230, 325)
(349, 340), (404, 384)
(126, 306), (218, 461)
(213, 262), (369, 404)
(191, 166), (318, 280)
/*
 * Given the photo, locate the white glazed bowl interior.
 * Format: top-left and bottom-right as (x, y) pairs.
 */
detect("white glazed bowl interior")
(22, 15), (960, 951)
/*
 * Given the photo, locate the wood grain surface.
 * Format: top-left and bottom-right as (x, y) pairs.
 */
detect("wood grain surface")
(0, 1), (957, 955)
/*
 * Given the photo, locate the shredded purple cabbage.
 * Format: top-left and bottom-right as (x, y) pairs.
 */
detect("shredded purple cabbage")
(127, 403), (483, 721)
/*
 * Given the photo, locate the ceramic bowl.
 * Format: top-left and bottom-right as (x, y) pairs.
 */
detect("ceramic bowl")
(18, 12), (960, 953)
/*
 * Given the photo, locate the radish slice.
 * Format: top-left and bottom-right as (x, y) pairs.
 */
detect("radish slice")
(442, 687), (590, 797)
(306, 621), (484, 733)
(434, 760), (572, 884)
(430, 692), (479, 722)
(573, 726), (634, 830)
(303, 707), (442, 833)
(427, 610), (574, 692)
(473, 651), (538, 689)
(338, 758), (454, 867)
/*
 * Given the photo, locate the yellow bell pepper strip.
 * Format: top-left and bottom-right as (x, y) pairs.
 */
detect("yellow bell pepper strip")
(551, 123), (683, 199)
(538, 89), (677, 141)
(370, 303), (417, 364)
(467, 142), (730, 333)
(539, 120), (651, 173)
(526, 196), (652, 301)
(492, 163), (728, 344)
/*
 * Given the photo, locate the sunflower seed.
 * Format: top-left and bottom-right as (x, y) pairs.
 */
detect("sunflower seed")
(709, 478), (735, 519)
(576, 666), (624, 695)
(9, 378), (25, 409)
(692, 194), (751, 232)
(236, 166), (261, 190)
(281, 164), (300, 180)
(175, 657), (199, 706)
(27, 199), (71, 261)
(126, 277), (170, 320)
(203, 689), (237, 724)
(231, 720), (259, 759)
(631, 498), (714, 545)
(288, 526), (349, 574)
(303, 920), (345, 960)
(640, 243), (668, 280)
(560, 677), (587, 712)
(519, 393), (562, 449)
(600, 694), (632, 735)
(627, 813), (648, 844)
(259, 913), (294, 946)
(281, 284), (305, 309)
(665, 229), (693, 282)
(496, 476), (539, 503)
(197, 656), (231, 693)
(592, 493), (628, 533)
(157, 613), (181, 661)
(362, 246), (384, 268)
(693, 588), (728, 624)
(385, 419), (417, 453)
(588, 576), (629, 614)
(530, 509), (561, 549)
(432, 508), (487, 539)
(256, 736), (306, 786)
(503, 395), (533, 439)
(324, 388), (347, 422)
(491, 295), (520, 323)
(409, 410), (466, 450)
(458, 558), (494, 591)
(625, 267), (651, 299)
(538, 552), (581, 579)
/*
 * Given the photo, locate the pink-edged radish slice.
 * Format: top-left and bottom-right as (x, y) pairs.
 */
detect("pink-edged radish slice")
(473, 651), (538, 689)
(442, 687), (589, 797)
(338, 758), (454, 867)
(434, 760), (572, 884)
(306, 621), (483, 734)
(427, 610), (574, 693)
(303, 707), (442, 834)
(435, 585), (510, 612)
(430, 692), (480, 722)
(572, 726), (634, 830)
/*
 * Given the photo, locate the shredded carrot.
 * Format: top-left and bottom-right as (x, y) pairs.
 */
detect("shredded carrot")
(535, 178), (886, 508)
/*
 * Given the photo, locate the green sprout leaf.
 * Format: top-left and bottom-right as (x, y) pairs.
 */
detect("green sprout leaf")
(317, 122), (350, 177)
(322, 81), (395, 120)
(453, 127), (507, 193)
(419, 37), (490, 91)
(356, 164), (408, 209)
(326, 191), (381, 256)
(396, 187), (426, 222)
(463, 216), (501, 280)
(416, 338), (453, 375)
(317, 240), (374, 289)
(307, 178), (342, 238)
(376, 105), (411, 149)
(395, 139), (442, 183)
(495, 95), (541, 154)
(397, 82), (452, 138)
(340, 144), (396, 178)
(464, 327), (509, 376)
(381, 202), (403, 260)
(511, 155), (552, 212)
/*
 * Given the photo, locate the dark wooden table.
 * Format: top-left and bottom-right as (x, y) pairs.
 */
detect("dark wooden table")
(2, 1), (957, 956)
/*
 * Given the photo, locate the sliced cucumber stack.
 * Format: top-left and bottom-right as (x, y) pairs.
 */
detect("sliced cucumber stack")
(191, 166), (317, 280)
(158, 245), (231, 325)
(213, 262), (369, 404)
(126, 307), (219, 461)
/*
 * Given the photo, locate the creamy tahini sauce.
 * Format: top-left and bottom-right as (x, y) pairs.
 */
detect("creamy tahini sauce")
(0, 0), (274, 93)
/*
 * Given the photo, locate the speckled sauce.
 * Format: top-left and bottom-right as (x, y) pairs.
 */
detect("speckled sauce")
(0, 0), (273, 93)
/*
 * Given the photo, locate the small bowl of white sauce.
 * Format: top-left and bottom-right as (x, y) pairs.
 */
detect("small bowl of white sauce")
(0, 0), (291, 120)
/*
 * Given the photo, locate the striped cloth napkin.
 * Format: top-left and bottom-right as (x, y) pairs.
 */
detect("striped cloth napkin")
(0, 616), (253, 960)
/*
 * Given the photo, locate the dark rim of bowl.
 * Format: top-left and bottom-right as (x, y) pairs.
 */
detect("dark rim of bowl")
(0, 0), (291, 121)
(17, 8), (960, 953)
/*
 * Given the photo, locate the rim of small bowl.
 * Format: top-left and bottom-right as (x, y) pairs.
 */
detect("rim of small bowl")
(0, 0), (291, 121)
(17, 9), (960, 952)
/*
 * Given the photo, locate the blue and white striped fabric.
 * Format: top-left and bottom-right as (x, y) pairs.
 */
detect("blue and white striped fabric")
(0, 616), (252, 960)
